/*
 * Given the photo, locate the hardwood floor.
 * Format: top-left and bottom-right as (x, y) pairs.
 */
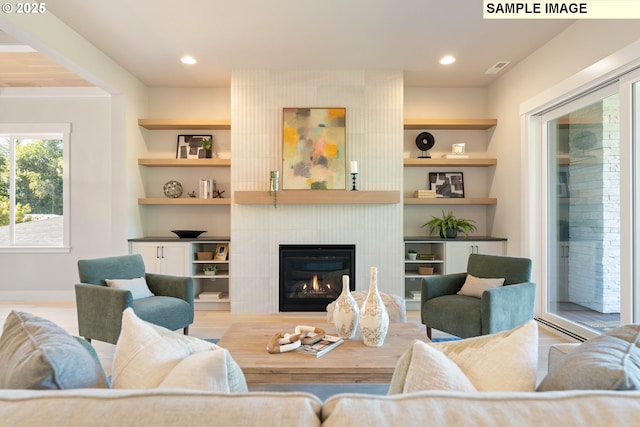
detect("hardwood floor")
(0, 301), (573, 384)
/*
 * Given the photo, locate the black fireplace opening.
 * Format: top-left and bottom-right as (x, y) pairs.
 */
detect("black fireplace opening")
(279, 244), (355, 312)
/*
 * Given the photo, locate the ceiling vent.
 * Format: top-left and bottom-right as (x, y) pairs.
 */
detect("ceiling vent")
(485, 61), (511, 75)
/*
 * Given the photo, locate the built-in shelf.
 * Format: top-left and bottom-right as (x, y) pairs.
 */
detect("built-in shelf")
(404, 197), (497, 205)
(234, 190), (401, 205)
(138, 158), (231, 167)
(138, 198), (231, 205)
(138, 118), (231, 130)
(403, 118), (497, 130)
(403, 158), (497, 167)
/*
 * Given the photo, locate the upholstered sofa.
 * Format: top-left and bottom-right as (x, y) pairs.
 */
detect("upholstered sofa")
(2, 310), (640, 426)
(1, 387), (640, 426)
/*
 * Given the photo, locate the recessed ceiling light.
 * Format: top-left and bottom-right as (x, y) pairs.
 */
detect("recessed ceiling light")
(181, 56), (197, 65)
(439, 56), (456, 65)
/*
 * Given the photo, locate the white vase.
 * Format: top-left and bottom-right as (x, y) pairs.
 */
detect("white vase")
(358, 266), (389, 347)
(333, 275), (359, 339)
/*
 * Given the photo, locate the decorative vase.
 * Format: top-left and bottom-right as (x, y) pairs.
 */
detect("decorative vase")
(333, 275), (359, 339)
(358, 267), (389, 347)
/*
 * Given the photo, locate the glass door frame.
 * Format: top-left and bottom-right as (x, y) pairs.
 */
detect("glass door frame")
(525, 72), (638, 340)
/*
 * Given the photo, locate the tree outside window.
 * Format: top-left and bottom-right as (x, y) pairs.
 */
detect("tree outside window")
(0, 129), (67, 248)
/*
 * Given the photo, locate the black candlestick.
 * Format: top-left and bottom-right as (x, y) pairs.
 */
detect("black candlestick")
(351, 173), (358, 191)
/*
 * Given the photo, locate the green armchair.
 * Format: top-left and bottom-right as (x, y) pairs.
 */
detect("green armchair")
(421, 253), (535, 339)
(75, 254), (194, 344)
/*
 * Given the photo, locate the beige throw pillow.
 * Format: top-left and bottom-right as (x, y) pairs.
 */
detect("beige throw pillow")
(457, 274), (505, 298)
(111, 308), (247, 392)
(105, 277), (154, 300)
(389, 320), (538, 394)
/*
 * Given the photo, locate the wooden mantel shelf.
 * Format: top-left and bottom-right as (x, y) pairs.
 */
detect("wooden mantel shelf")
(234, 190), (400, 205)
(138, 119), (231, 130)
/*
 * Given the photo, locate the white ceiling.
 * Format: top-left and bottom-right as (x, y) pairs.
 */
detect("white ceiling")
(21, 1), (575, 88)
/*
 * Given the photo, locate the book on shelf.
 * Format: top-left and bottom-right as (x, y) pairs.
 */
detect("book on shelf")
(295, 335), (344, 358)
(442, 153), (470, 159)
(198, 291), (223, 300)
(414, 190), (437, 199)
(409, 291), (421, 300)
(417, 253), (436, 260)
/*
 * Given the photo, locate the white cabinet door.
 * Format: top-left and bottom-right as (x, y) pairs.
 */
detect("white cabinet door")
(445, 241), (475, 274)
(131, 242), (163, 273)
(445, 241), (506, 274)
(131, 242), (189, 276)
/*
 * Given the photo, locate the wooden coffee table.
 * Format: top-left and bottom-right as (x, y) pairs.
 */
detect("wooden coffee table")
(217, 321), (427, 384)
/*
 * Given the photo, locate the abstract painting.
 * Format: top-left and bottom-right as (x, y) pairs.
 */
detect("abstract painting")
(282, 108), (346, 190)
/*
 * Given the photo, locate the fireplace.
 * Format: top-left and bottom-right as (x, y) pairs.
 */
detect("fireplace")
(279, 244), (355, 311)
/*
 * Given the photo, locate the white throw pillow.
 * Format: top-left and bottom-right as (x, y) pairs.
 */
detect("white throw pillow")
(159, 350), (231, 392)
(111, 308), (247, 392)
(403, 341), (477, 392)
(457, 274), (505, 298)
(105, 277), (154, 300)
(388, 320), (538, 394)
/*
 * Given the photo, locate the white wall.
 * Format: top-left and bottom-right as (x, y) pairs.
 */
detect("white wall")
(0, 89), (112, 298)
(487, 20), (640, 258)
(0, 10), (148, 299)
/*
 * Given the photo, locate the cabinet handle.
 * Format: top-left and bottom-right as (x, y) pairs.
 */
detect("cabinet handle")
(156, 246), (161, 259)
(161, 246), (165, 259)
(475, 245), (479, 253)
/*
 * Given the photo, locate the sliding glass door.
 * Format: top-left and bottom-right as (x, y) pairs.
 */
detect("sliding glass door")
(543, 87), (624, 337)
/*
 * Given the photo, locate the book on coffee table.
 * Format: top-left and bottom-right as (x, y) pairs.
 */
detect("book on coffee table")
(295, 335), (344, 358)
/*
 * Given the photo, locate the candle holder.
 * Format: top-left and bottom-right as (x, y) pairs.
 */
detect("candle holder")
(350, 173), (358, 191)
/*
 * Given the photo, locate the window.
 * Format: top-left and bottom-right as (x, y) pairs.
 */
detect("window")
(0, 124), (70, 251)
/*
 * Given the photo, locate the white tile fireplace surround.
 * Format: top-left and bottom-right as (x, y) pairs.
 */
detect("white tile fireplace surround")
(230, 70), (404, 313)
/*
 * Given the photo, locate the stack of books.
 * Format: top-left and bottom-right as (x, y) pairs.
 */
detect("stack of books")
(199, 291), (224, 300)
(417, 253), (436, 261)
(414, 189), (437, 199)
(295, 334), (344, 358)
(408, 291), (421, 300)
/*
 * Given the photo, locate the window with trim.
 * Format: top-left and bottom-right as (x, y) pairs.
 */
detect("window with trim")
(0, 124), (70, 250)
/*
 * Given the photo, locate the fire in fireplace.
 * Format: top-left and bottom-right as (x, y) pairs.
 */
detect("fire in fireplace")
(279, 244), (355, 311)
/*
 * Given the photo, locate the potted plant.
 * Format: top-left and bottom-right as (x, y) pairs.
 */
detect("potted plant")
(407, 249), (418, 260)
(422, 209), (477, 239)
(200, 137), (213, 159)
(203, 265), (217, 276)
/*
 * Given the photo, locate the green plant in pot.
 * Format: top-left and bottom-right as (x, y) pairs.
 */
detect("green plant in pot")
(422, 209), (477, 239)
(203, 265), (217, 276)
(200, 137), (213, 158)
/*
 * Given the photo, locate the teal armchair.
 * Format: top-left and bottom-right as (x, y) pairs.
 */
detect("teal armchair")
(75, 254), (194, 344)
(421, 254), (535, 339)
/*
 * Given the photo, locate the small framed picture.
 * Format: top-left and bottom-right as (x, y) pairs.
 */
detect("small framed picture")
(176, 134), (212, 159)
(452, 143), (466, 154)
(428, 172), (465, 198)
(215, 243), (229, 260)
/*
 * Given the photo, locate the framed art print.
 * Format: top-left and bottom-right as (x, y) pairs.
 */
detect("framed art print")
(428, 172), (465, 198)
(282, 107), (346, 190)
(176, 134), (212, 159)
